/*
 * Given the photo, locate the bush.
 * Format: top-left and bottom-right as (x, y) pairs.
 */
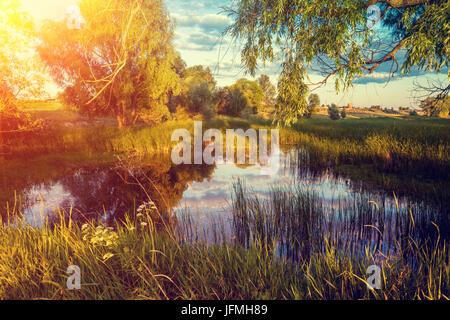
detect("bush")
(216, 87), (248, 117)
(340, 109), (347, 119)
(0, 101), (42, 132)
(240, 107), (254, 119)
(409, 110), (418, 116)
(187, 83), (216, 120)
(173, 106), (192, 121)
(328, 104), (340, 120)
(139, 103), (170, 125)
(432, 107), (449, 118)
(304, 105), (317, 119)
(199, 102), (216, 120)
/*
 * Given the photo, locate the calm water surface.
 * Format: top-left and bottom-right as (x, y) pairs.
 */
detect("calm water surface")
(4, 147), (444, 236)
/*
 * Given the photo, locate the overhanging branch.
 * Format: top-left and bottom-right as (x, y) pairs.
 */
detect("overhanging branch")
(363, 0), (431, 8)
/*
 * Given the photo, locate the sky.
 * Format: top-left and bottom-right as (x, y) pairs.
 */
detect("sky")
(20, 0), (448, 108)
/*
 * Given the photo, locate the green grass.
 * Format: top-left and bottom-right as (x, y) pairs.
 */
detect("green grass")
(291, 117), (449, 143)
(3, 116), (448, 171)
(278, 117), (450, 179)
(1, 116), (264, 158)
(0, 181), (448, 300)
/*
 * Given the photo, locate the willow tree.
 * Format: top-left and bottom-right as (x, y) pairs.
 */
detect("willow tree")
(257, 74), (277, 117)
(231, 78), (265, 114)
(39, 0), (180, 127)
(225, 0), (449, 124)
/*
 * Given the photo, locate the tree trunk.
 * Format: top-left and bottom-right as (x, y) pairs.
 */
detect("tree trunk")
(130, 97), (138, 125)
(117, 114), (125, 129)
(364, 0), (430, 8)
(116, 101), (128, 129)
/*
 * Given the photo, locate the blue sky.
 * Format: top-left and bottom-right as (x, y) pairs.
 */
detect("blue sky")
(22, 0), (448, 108)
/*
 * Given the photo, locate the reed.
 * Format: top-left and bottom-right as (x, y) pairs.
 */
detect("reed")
(279, 118), (450, 179)
(0, 181), (447, 300)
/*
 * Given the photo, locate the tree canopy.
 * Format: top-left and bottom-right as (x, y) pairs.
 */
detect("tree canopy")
(231, 78), (265, 114)
(0, 0), (46, 132)
(257, 74), (277, 117)
(170, 65), (217, 119)
(308, 94), (321, 108)
(420, 96), (450, 116)
(225, 0), (449, 124)
(39, 0), (180, 127)
(0, 0), (45, 106)
(182, 65), (216, 90)
(215, 86), (248, 117)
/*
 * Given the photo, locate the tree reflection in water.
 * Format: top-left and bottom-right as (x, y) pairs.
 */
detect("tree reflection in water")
(57, 157), (215, 226)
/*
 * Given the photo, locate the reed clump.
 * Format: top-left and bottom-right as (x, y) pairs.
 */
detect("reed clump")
(280, 118), (449, 179)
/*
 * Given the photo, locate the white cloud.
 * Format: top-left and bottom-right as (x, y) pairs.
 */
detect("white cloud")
(172, 13), (232, 34)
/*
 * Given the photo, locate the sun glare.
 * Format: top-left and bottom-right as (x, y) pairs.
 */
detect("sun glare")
(21, 0), (80, 22)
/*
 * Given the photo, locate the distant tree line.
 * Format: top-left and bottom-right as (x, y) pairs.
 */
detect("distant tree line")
(165, 63), (277, 122)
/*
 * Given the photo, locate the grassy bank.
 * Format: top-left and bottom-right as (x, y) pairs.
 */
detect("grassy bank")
(0, 117), (270, 158)
(3, 116), (449, 176)
(0, 215), (447, 300)
(0, 183), (448, 300)
(1, 120), (192, 159)
(281, 117), (450, 179)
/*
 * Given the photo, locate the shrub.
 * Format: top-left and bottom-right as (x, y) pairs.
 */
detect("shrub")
(0, 101), (42, 132)
(328, 104), (340, 120)
(304, 105), (317, 119)
(139, 103), (170, 125)
(188, 83), (216, 120)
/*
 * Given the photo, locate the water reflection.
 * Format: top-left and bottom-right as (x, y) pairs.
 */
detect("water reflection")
(1, 147), (448, 243)
(4, 157), (215, 226)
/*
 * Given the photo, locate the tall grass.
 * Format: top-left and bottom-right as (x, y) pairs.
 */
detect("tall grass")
(279, 118), (450, 179)
(228, 180), (449, 299)
(0, 181), (448, 300)
(1, 120), (194, 158)
(230, 180), (447, 256)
